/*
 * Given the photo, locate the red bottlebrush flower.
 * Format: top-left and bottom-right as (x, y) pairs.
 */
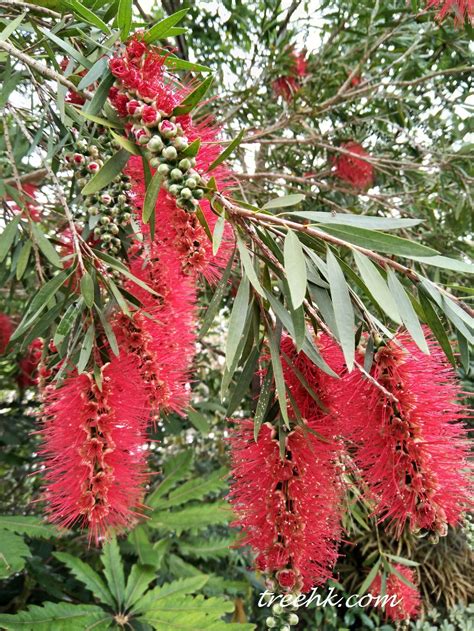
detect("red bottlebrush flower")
(228, 419), (342, 593)
(333, 331), (471, 537)
(272, 49), (308, 102)
(17, 338), (42, 389)
(426, 0), (473, 25)
(369, 565), (421, 621)
(0, 313), (12, 355)
(7, 183), (42, 222)
(40, 356), (148, 541)
(126, 38), (147, 60)
(333, 141), (374, 189)
(109, 58), (132, 81)
(141, 104), (158, 126)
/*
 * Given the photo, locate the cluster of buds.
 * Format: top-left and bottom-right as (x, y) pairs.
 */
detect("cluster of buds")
(263, 594), (300, 630)
(64, 138), (133, 254)
(131, 114), (206, 213)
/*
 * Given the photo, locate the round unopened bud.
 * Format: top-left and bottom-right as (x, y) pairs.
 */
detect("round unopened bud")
(272, 604), (283, 616)
(162, 146), (178, 161)
(148, 136), (164, 152)
(265, 618), (277, 629)
(288, 614), (299, 625)
(77, 178), (88, 188)
(113, 237), (121, 246)
(101, 194), (112, 205)
(159, 120), (177, 138)
(110, 224), (119, 235)
(100, 216), (111, 225)
(93, 228), (102, 238)
(89, 146), (99, 157)
(180, 187), (192, 200)
(150, 157), (161, 168)
(87, 161), (99, 172)
(88, 206), (99, 215)
(117, 194), (127, 204)
(185, 177), (197, 188)
(157, 163), (170, 176)
(173, 137), (189, 151)
(168, 184), (180, 196)
(193, 188), (204, 199)
(138, 134), (149, 145)
(109, 207), (119, 217)
(178, 158), (192, 171)
(175, 198), (187, 209)
(281, 626), (290, 631)
(170, 168), (183, 181)
(121, 212), (131, 222)
(101, 233), (112, 243)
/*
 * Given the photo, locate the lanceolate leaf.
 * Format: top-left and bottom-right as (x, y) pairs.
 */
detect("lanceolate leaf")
(117, 0), (133, 40)
(418, 289), (455, 366)
(81, 149), (130, 195)
(291, 211), (422, 231)
(353, 251), (401, 324)
(284, 229), (307, 309)
(173, 76), (214, 116)
(0, 215), (21, 262)
(142, 169), (162, 224)
(143, 8), (190, 43)
(326, 249), (355, 371)
(262, 193), (305, 210)
(387, 270), (429, 354)
(225, 276), (250, 368)
(253, 364), (273, 441)
(208, 129), (245, 172)
(236, 237), (264, 296)
(266, 322), (289, 427)
(65, 0), (111, 34)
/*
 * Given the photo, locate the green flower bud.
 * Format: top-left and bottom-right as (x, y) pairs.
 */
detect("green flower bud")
(180, 187), (192, 199)
(185, 177), (197, 188)
(150, 157), (161, 168)
(100, 216), (111, 225)
(101, 233), (112, 243)
(173, 136), (188, 151)
(157, 164), (170, 176)
(281, 626), (290, 631)
(148, 136), (164, 152)
(113, 237), (121, 246)
(117, 194), (127, 204)
(265, 618), (277, 629)
(110, 224), (119, 235)
(193, 188), (205, 199)
(121, 212), (131, 222)
(93, 227), (101, 238)
(138, 134), (150, 145)
(168, 184), (180, 196)
(162, 146), (178, 161)
(288, 614), (299, 626)
(178, 158), (192, 171)
(272, 604), (283, 616)
(170, 168), (183, 181)
(88, 206), (99, 215)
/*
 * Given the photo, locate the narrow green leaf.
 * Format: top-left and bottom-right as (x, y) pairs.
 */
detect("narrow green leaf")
(267, 323), (289, 427)
(0, 215), (21, 262)
(54, 301), (83, 347)
(387, 271), (429, 354)
(327, 249), (355, 370)
(77, 109), (122, 129)
(0, 12), (26, 42)
(16, 240), (31, 280)
(388, 563), (418, 590)
(77, 324), (94, 373)
(101, 537), (125, 608)
(212, 214), (225, 256)
(84, 70), (115, 116)
(173, 75), (214, 116)
(181, 138), (201, 158)
(418, 289), (455, 366)
(65, 0), (111, 34)
(80, 271), (94, 308)
(208, 130), (244, 172)
(353, 251), (401, 324)
(226, 345), (260, 416)
(225, 277), (249, 368)
(117, 0), (132, 40)
(110, 131), (140, 155)
(199, 253), (234, 338)
(359, 559), (382, 596)
(318, 225), (438, 258)
(262, 193), (305, 210)
(253, 365), (273, 441)
(93, 249), (158, 296)
(40, 28), (92, 69)
(82, 148), (130, 195)
(11, 267), (75, 341)
(292, 211), (422, 231)
(457, 330), (470, 372)
(410, 254), (474, 275)
(77, 57), (108, 90)
(284, 229), (307, 309)
(187, 409), (210, 434)
(97, 309), (119, 356)
(236, 237), (264, 296)
(142, 169), (162, 224)
(164, 56), (211, 73)
(143, 8), (190, 43)
(31, 224), (62, 268)
(385, 554), (419, 568)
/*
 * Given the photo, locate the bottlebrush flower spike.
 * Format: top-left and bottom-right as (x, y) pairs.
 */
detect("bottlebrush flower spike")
(17, 338), (43, 389)
(229, 419), (342, 593)
(333, 141), (374, 189)
(0, 313), (12, 355)
(333, 331), (471, 537)
(426, 0), (473, 25)
(40, 356), (148, 542)
(369, 565), (421, 621)
(272, 48), (308, 102)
